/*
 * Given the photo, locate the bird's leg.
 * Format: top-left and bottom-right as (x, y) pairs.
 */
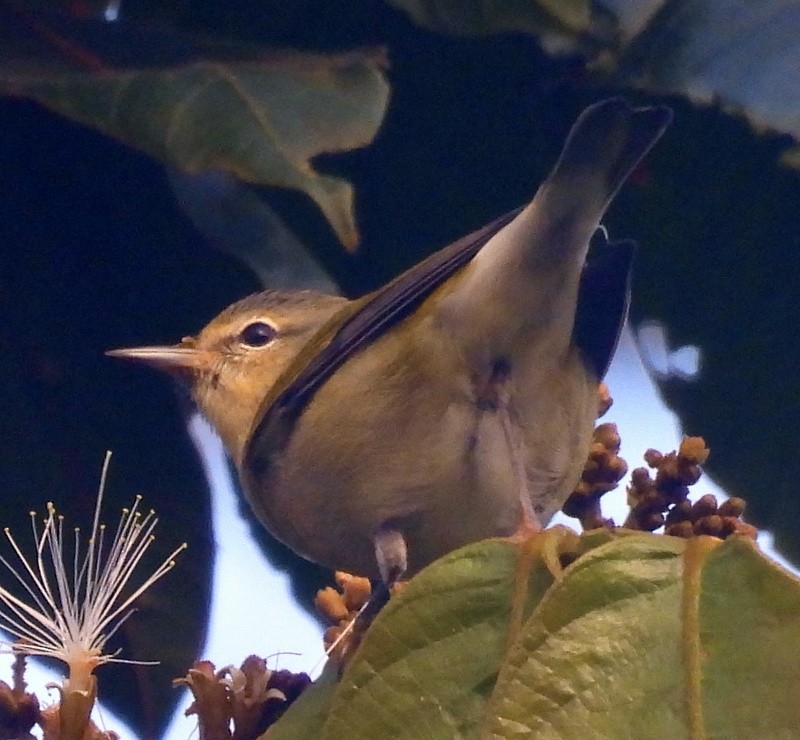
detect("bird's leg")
(373, 526), (408, 585)
(479, 358), (542, 534)
(356, 528), (408, 622)
(497, 388), (542, 535)
(362, 526), (406, 620)
(338, 528), (407, 666)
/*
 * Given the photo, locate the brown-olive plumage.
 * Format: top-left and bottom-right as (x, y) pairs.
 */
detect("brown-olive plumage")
(109, 99), (671, 581)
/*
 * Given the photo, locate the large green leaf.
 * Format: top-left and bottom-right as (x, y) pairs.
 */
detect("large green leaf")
(489, 534), (800, 738)
(698, 536), (800, 732)
(269, 531), (800, 738)
(0, 14), (388, 248)
(487, 534), (688, 737)
(320, 531), (579, 739)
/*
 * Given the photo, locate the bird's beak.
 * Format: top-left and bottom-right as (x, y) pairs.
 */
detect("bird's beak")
(106, 344), (218, 376)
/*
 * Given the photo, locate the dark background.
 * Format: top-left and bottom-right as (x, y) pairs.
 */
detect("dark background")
(1, 1), (799, 737)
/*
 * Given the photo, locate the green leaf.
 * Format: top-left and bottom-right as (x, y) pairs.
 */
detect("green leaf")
(263, 662), (339, 740)
(487, 534), (800, 738)
(0, 49), (388, 249)
(387, 0), (800, 158)
(487, 533), (688, 737)
(321, 530), (581, 739)
(698, 536), (800, 733)
(271, 531), (800, 738)
(619, 0), (800, 143)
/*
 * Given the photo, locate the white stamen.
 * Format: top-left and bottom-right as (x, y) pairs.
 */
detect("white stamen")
(0, 451), (187, 674)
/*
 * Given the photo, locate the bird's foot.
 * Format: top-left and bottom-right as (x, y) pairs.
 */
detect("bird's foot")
(323, 527), (408, 669)
(373, 526), (408, 586)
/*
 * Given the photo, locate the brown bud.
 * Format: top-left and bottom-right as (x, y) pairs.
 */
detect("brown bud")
(676, 463), (702, 486)
(597, 383), (613, 417)
(665, 520), (694, 538)
(641, 511), (665, 531)
(584, 464), (618, 487)
(323, 625), (345, 653)
(594, 423), (621, 452)
(679, 436), (710, 464)
(341, 575), (372, 612)
(612, 456), (628, 475)
(643, 448), (663, 467)
(627, 483), (652, 509)
(718, 497), (746, 518)
(693, 514), (724, 538)
(572, 480), (592, 497)
(630, 467), (652, 490)
(588, 443), (607, 460)
(562, 493), (591, 518)
(691, 494), (718, 520)
(0, 677), (39, 740)
(635, 492), (667, 516)
(657, 454), (680, 481)
(581, 464), (603, 485)
(596, 456), (628, 483)
(315, 587), (349, 624)
(719, 517), (739, 538)
(334, 571), (351, 589)
(730, 520), (758, 540)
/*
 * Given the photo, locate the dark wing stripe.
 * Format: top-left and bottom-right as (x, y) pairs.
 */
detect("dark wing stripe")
(573, 238), (635, 380)
(273, 207), (523, 415)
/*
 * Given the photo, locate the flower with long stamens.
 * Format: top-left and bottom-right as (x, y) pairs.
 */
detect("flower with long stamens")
(0, 452), (187, 740)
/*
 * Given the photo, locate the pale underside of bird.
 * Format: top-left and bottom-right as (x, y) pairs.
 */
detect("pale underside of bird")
(110, 98), (672, 583)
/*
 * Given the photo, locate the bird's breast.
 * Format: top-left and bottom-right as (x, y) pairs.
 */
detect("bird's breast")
(244, 327), (596, 577)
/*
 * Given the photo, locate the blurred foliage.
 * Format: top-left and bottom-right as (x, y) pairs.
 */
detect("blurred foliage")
(386, 0), (800, 146)
(618, 0), (800, 145)
(273, 531), (800, 738)
(384, 0), (596, 50)
(0, 8), (389, 248)
(1, 0), (799, 736)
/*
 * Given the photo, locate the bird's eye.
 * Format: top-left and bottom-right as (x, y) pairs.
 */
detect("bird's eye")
(239, 321), (277, 347)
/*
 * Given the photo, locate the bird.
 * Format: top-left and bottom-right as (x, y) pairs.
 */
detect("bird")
(109, 98), (671, 585)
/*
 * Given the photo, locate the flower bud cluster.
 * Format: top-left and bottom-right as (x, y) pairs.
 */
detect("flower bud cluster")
(563, 422), (628, 530)
(316, 572), (374, 663)
(316, 571), (406, 666)
(663, 493), (756, 539)
(624, 437), (756, 539)
(0, 656), (38, 740)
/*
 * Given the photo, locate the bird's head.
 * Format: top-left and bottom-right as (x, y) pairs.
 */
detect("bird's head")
(108, 290), (348, 464)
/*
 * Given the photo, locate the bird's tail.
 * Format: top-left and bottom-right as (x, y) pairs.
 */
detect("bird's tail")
(543, 97), (672, 230)
(435, 98), (671, 358)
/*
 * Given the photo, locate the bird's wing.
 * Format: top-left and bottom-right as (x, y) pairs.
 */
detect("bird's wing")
(243, 208), (521, 477)
(574, 234), (636, 380)
(244, 213), (633, 490)
(285, 208), (522, 409)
